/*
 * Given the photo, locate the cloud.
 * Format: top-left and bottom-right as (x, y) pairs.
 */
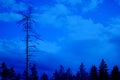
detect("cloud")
(55, 0), (103, 12)
(65, 15), (106, 40)
(0, 12), (22, 21)
(107, 17), (120, 36)
(34, 4), (71, 27)
(34, 0), (104, 28)
(54, 15), (119, 67)
(0, 39), (61, 55)
(0, 39), (25, 53)
(37, 40), (61, 54)
(37, 4), (120, 67)
(37, 7), (107, 40)
(106, 17), (120, 56)
(0, 0), (103, 22)
(0, 0), (15, 8)
(56, 0), (82, 6)
(82, 0), (103, 12)
(33, 3), (119, 67)
(0, 39), (61, 73)
(36, 3), (119, 67)
(46, 4), (71, 15)
(0, 0), (27, 22)
(0, 0), (26, 12)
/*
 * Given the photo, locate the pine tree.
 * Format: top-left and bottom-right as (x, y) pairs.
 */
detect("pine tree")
(65, 68), (74, 80)
(58, 65), (66, 80)
(99, 59), (109, 80)
(15, 74), (21, 80)
(111, 66), (119, 80)
(51, 65), (65, 80)
(0, 62), (7, 69)
(51, 70), (59, 80)
(0, 62), (9, 80)
(76, 62), (87, 80)
(30, 64), (39, 80)
(90, 65), (98, 80)
(8, 67), (16, 79)
(40, 73), (49, 80)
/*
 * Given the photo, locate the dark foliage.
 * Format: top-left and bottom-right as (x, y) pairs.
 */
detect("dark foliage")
(41, 73), (49, 80)
(111, 66), (120, 80)
(0, 59), (120, 80)
(99, 59), (109, 80)
(30, 64), (39, 80)
(0, 62), (16, 80)
(90, 65), (98, 80)
(76, 63), (88, 80)
(22, 64), (39, 80)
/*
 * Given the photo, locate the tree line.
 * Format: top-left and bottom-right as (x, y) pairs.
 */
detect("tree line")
(0, 59), (120, 80)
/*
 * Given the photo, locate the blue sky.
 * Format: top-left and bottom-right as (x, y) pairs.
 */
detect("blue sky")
(0, 0), (120, 74)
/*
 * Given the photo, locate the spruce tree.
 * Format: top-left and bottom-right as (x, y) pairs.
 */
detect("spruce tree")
(41, 73), (49, 80)
(99, 59), (109, 80)
(111, 66), (119, 80)
(90, 65), (98, 80)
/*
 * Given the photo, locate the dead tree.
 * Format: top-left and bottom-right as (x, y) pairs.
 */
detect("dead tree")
(18, 6), (40, 80)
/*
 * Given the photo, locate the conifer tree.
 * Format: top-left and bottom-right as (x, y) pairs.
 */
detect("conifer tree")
(0, 62), (9, 80)
(76, 62), (87, 80)
(8, 67), (16, 79)
(30, 64), (39, 80)
(111, 66), (119, 80)
(99, 59), (109, 80)
(90, 65), (98, 80)
(41, 73), (49, 80)
(51, 70), (59, 80)
(66, 68), (74, 80)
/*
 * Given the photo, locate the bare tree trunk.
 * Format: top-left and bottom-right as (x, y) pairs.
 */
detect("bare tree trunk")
(26, 17), (29, 80)
(18, 6), (40, 80)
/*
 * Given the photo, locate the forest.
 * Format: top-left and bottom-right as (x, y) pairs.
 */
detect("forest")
(0, 59), (120, 80)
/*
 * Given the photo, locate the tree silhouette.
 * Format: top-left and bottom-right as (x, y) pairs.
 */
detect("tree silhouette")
(65, 68), (74, 80)
(40, 73), (49, 80)
(18, 6), (33, 80)
(99, 59), (109, 80)
(76, 62), (88, 80)
(51, 70), (59, 80)
(90, 65), (98, 80)
(30, 64), (39, 80)
(0, 62), (17, 80)
(51, 65), (66, 80)
(8, 67), (16, 79)
(0, 62), (6, 69)
(111, 65), (120, 80)
(22, 69), (28, 80)
(58, 65), (66, 80)
(59, 65), (65, 77)
(15, 74), (21, 80)
(18, 6), (40, 80)
(0, 62), (9, 80)
(0, 59), (120, 80)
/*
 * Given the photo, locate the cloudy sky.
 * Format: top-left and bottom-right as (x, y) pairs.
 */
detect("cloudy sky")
(0, 0), (120, 74)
